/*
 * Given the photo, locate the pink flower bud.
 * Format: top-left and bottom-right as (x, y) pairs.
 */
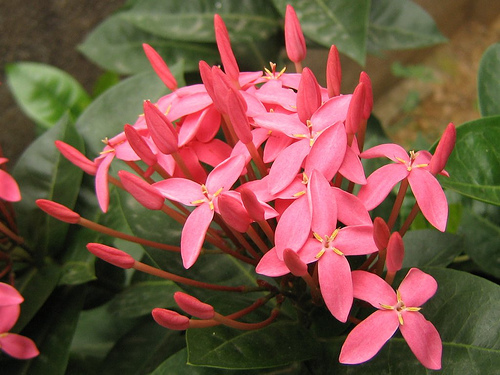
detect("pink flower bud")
(240, 188), (265, 222)
(345, 82), (366, 134)
(123, 124), (157, 166)
(55, 140), (97, 175)
(173, 292), (215, 319)
(143, 100), (178, 155)
(218, 193), (252, 233)
(152, 308), (190, 330)
(429, 123), (456, 175)
(386, 232), (405, 272)
(284, 5), (306, 64)
(297, 67), (322, 124)
(199, 60), (215, 100)
(36, 199), (81, 224)
(86, 243), (135, 269)
(142, 43), (177, 91)
(214, 14), (240, 83)
(226, 87), (252, 144)
(359, 72), (373, 120)
(373, 217), (390, 251)
(326, 45), (342, 98)
(211, 66), (234, 114)
(118, 170), (165, 210)
(283, 248), (308, 277)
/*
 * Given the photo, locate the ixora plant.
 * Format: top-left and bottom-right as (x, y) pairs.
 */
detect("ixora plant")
(3, 3), (500, 374)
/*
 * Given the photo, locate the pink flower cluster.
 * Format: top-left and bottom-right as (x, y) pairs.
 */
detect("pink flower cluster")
(41, 5), (456, 369)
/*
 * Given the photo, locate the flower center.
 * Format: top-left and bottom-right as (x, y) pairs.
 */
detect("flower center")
(314, 228), (343, 258)
(379, 290), (421, 325)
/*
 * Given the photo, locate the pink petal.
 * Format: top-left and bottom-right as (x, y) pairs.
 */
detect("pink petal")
(0, 170), (21, 202)
(357, 164), (408, 210)
(95, 152), (114, 213)
(310, 95), (351, 132)
(318, 250), (353, 322)
(333, 225), (377, 256)
(226, 87), (252, 144)
(331, 187), (372, 225)
(175, 147), (207, 184)
(181, 204), (214, 268)
(361, 143), (409, 163)
(0, 333), (39, 359)
(118, 170), (165, 210)
(144, 100), (178, 155)
(206, 155), (245, 193)
(255, 247), (290, 277)
(338, 145), (367, 185)
(351, 270), (397, 308)
(398, 268), (438, 307)
(400, 311), (442, 370)
(218, 193), (251, 232)
(297, 237), (322, 264)
(263, 132), (293, 163)
(191, 139), (232, 168)
(253, 112), (306, 137)
(267, 140), (309, 195)
(153, 178), (203, 206)
(0, 283), (23, 306)
(339, 310), (399, 364)
(307, 170), (337, 235)
(194, 106), (221, 143)
(124, 125), (156, 166)
(214, 14), (239, 83)
(168, 92), (213, 121)
(0, 305), (20, 333)
(408, 168), (448, 232)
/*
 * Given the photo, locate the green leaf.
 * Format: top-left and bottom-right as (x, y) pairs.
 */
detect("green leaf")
(121, 0), (280, 43)
(78, 13), (216, 74)
(478, 43), (500, 116)
(108, 280), (183, 318)
(272, 0), (370, 65)
(402, 230), (463, 268)
(6, 62), (91, 130)
(187, 321), (320, 369)
(437, 117), (500, 206)
(459, 208), (500, 278)
(75, 71), (178, 157)
(368, 0), (447, 53)
(12, 116), (84, 258)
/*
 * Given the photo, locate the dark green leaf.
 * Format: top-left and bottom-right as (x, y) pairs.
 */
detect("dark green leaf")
(12, 116), (84, 259)
(402, 230), (463, 268)
(6, 62), (90, 130)
(368, 0), (447, 53)
(108, 280), (183, 318)
(92, 71), (121, 98)
(272, 0), (370, 65)
(121, 0), (280, 43)
(437, 117), (500, 206)
(78, 13), (216, 74)
(187, 321), (320, 369)
(478, 43), (500, 116)
(459, 208), (500, 278)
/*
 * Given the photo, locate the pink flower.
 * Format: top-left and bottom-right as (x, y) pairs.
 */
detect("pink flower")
(0, 283), (39, 359)
(340, 268), (442, 370)
(0, 158), (21, 202)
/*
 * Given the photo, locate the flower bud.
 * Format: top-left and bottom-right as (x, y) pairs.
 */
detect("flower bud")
(214, 14), (240, 83)
(152, 308), (190, 330)
(86, 243), (135, 269)
(326, 45), (342, 98)
(226, 87), (252, 144)
(118, 171), (165, 210)
(429, 123), (456, 175)
(218, 193), (252, 233)
(284, 5), (306, 64)
(345, 82), (366, 134)
(359, 72), (373, 120)
(283, 248), (308, 277)
(143, 100), (178, 155)
(297, 68), (322, 124)
(240, 188), (265, 222)
(142, 43), (177, 91)
(174, 292), (215, 319)
(36, 199), (81, 224)
(373, 217), (390, 251)
(123, 124), (157, 166)
(386, 232), (405, 272)
(55, 140), (97, 175)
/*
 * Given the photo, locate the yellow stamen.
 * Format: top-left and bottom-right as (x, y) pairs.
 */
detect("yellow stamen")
(315, 248), (326, 259)
(398, 313), (404, 325)
(313, 232), (323, 242)
(191, 199), (206, 205)
(333, 247), (344, 256)
(293, 190), (306, 198)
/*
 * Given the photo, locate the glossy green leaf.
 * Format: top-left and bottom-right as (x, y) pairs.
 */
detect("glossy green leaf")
(317, 268), (500, 373)
(437, 117), (500, 206)
(6, 62), (91, 130)
(187, 320), (320, 369)
(272, 0), (370, 65)
(459, 208), (500, 278)
(12, 116), (84, 258)
(478, 43), (500, 116)
(402, 230), (463, 268)
(121, 0), (280, 43)
(75, 70), (179, 157)
(108, 280), (183, 318)
(368, 0), (447, 53)
(78, 13), (216, 74)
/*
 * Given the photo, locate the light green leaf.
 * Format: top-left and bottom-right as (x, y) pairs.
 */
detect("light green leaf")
(368, 0), (447, 53)
(6, 62), (90, 130)
(437, 117), (500, 206)
(272, 0), (370, 65)
(478, 43), (500, 116)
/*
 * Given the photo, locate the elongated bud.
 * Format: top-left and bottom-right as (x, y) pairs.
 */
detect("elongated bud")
(386, 232), (404, 272)
(345, 82), (366, 134)
(284, 5), (306, 64)
(123, 124), (157, 166)
(429, 123), (456, 175)
(226, 87), (252, 144)
(297, 67), (322, 124)
(359, 72), (373, 120)
(199, 60), (215, 100)
(283, 248), (307, 277)
(373, 217), (390, 251)
(174, 292), (215, 319)
(214, 14), (240, 83)
(326, 45), (342, 97)
(86, 243), (135, 269)
(143, 100), (178, 155)
(211, 66), (234, 113)
(36, 199), (81, 224)
(218, 193), (251, 232)
(55, 140), (97, 175)
(240, 188), (265, 222)
(142, 43), (178, 91)
(152, 308), (190, 330)
(118, 170), (165, 210)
